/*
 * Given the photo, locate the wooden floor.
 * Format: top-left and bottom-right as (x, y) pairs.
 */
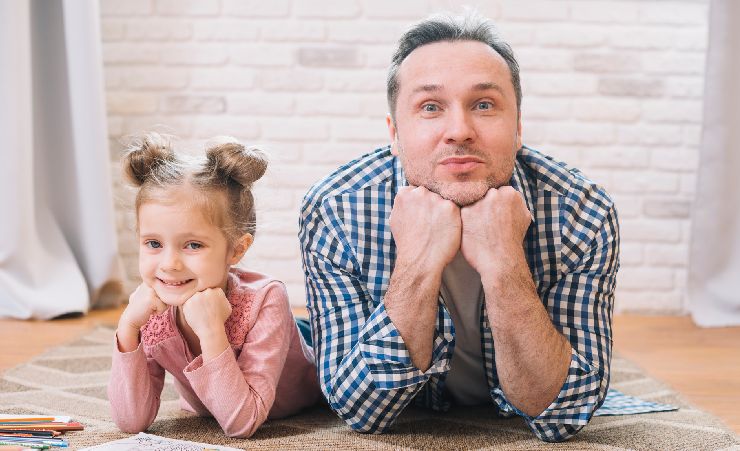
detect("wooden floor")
(1, 308), (738, 434)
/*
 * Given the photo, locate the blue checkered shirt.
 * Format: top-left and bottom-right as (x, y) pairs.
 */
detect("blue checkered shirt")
(299, 145), (619, 443)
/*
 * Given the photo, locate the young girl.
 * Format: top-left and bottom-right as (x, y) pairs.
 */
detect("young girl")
(108, 133), (320, 438)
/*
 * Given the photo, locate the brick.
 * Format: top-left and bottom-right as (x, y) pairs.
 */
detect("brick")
(363, 45), (394, 69)
(101, 20), (126, 41)
(222, 0), (290, 17)
(608, 193), (641, 219)
(664, 77), (705, 99)
(642, 53), (706, 75)
(598, 76), (664, 98)
(328, 21), (406, 44)
(298, 47), (362, 68)
(645, 243), (689, 267)
(361, 95), (390, 117)
(573, 52), (641, 73)
(650, 148), (699, 172)
(295, 0), (361, 18)
(106, 92), (159, 114)
(615, 124), (683, 146)
(520, 97), (571, 120)
(620, 218), (681, 243)
(103, 67), (124, 89)
(643, 198), (692, 219)
(579, 146), (649, 169)
(192, 117), (260, 140)
(501, 2), (569, 21)
(193, 20), (259, 41)
(610, 170), (680, 194)
(162, 45), (229, 65)
(326, 70), (388, 92)
(516, 49), (572, 72)
(679, 173), (697, 195)
(304, 143), (377, 164)
(252, 187), (297, 211)
(615, 290), (684, 314)
(102, 43), (160, 64)
(231, 44), (295, 67)
(535, 25), (607, 48)
(100, 0), (152, 16)
(155, 0), (219, 16)
(123, 68), (189, 89)
(228, 93), (295, 115)
(570, 2), (640, 23)
(162, 96), (226, 114)
(190, 68), (256, 90)
(261, 21), (326, 41)
(573, 98), (641, 123)
(259, 69), (324, 91)
(495, 23), (536, 46)
(108, 117), (125, 136)
(619, 243), (644, 265)
(639, 3), (709, 25)
(331, 118), (388, 141)
(249, 235), (301, 259)
(122, 117), (194, 139)
(523, 74), (598, 96)
(642, 99), (703, 124)
(362, 0), (433, 19)
(618, 266), (674, 290)
(294, 94), (364, 116)
(261, 143), (303, 164)
(125, 19), (193, 41)
(547, 123), (614, 146)
(260, 118), (330, 141)
(607, 27), (676, 50)
(265, 164), (339, 189)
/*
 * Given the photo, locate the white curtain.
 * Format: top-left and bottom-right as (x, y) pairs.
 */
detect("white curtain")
(0, 0), (125, 319)
(688, 0), (740, 327)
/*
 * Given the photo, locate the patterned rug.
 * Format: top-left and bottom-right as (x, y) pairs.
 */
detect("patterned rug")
(1, 327), (738, 450)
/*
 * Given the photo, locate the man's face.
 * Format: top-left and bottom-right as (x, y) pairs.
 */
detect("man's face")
(388, 40), (522, 207)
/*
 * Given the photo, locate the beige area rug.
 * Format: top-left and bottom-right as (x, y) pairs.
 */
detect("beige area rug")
(1, 327), (738, 451)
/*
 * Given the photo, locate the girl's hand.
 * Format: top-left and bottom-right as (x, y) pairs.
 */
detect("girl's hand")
(182, 288), (232, 361)
(117, 283), (168, 352)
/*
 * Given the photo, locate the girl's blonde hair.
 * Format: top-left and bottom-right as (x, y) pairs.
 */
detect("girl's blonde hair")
(123, 132), (268, 244)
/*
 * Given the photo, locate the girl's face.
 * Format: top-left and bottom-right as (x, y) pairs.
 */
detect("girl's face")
(137, 188), (247, 307)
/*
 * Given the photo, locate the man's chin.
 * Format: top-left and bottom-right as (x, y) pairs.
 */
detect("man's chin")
(432, 181), (492, 207)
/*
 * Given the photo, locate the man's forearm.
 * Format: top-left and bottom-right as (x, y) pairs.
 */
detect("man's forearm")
(384, 258), (443, 371)
(482, 249), (571, 417)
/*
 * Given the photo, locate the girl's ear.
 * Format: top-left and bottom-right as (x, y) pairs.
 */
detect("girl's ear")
(228, 233), (254, 265)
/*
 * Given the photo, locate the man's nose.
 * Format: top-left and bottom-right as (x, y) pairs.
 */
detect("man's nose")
(161, 248), (183, 271)
(444, 107), (476, 145)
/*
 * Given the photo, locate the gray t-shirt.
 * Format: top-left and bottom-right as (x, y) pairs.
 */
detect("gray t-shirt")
(440, 251), (491, 405)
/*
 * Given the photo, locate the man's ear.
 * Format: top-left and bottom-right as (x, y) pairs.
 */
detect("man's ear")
(387, 114), (400, 156)
(515, 115), (523, 150)
(228, 233), (254, 265)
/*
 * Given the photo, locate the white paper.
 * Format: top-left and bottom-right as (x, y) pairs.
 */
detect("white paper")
(0, 414), (72, 423)
(78, 432), (242, 451)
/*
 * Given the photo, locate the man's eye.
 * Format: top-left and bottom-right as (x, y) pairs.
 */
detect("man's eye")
(185, 242), (202, 250)
(476, 101), (493, 110)
(145, 240), (162, 249)
(422, 103), (439, 112)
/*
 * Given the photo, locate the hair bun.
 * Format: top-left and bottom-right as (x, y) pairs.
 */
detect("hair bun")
(123, 133), (176, 186)
(205, 137), (268, 186)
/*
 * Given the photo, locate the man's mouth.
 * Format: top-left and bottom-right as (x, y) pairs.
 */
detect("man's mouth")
(439, 156), (485, 172)
(157, 278), (193, 287)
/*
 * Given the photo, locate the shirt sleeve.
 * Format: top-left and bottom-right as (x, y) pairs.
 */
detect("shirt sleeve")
(107, 331), (166, 433)
(300, 196), (454, 433)
(491, 201), (620, 442)
(183, 282), (292, 438)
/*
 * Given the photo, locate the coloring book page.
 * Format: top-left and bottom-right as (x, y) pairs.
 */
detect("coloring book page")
(78, 432), (242, 451)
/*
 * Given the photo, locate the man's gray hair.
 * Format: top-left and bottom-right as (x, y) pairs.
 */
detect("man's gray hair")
(386, 12), (522, 119)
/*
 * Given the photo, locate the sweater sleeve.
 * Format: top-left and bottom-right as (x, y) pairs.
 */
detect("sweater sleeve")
(183, 282), (292, 438)
(107, 331), (166, 433)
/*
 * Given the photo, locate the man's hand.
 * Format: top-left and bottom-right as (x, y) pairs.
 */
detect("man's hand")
(117, 284), (168, 352)
(390, 186), (462, 273)
(182, 288), (232, 361)
(385, 186), (461, 371)
(460, 186), (531, 278)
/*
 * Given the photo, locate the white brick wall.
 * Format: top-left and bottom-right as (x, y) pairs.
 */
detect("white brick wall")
(101, 0), (710, 313)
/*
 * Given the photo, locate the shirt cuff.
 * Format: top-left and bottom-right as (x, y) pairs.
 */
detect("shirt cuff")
(358, 301), (453, 390)
(491, 348), (605, 437)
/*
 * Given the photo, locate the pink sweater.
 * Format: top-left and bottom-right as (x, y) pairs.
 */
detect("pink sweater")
(107, 269), (321, 438)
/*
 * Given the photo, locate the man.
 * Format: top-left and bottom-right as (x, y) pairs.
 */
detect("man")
(299, 12), (619, 443)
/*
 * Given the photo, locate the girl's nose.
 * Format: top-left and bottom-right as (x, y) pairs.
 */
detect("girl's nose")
(161, 249), (183, 271)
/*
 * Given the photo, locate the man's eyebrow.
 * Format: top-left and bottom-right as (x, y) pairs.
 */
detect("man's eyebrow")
(411, 84), (442, 94)
(473, 82), (504, 93)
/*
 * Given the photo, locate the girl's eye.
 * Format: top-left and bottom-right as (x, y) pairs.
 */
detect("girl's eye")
(476, 101), (493, 110)
(145, 240), (162, 249)
(185, 242), (203, 250)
